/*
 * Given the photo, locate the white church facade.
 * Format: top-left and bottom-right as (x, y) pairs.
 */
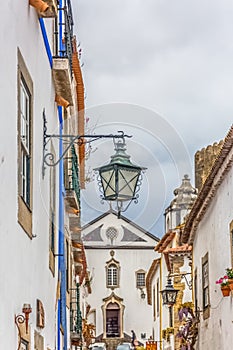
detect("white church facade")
(81, 211), (160, 348)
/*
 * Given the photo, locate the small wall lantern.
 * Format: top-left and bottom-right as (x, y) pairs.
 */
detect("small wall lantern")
(140, 288), (146, 299)
(160, 278), (179, 306)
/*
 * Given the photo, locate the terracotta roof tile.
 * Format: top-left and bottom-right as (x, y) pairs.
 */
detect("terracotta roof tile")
(154, 231), (176, 252)
(72, 36), (85, 189)
(164, 244), (192, 254)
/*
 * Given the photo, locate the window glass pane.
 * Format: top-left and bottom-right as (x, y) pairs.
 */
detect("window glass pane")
(20, 80), (30, 152)
(202, 260), (209, 309)
(19, 77), (31, 206)
(203, 287), (209, 307)
(20, 152), (30, 205)
(203, 262), (208, 287)
(107, 264), (118, 286)
(137, 272), (145, 287)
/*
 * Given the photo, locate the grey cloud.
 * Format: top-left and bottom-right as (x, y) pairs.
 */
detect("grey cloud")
(73, 0), (233, 234)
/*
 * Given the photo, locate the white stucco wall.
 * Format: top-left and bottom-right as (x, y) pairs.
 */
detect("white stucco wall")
(192, 154), (233, 349)
(0, 2), (60, 349)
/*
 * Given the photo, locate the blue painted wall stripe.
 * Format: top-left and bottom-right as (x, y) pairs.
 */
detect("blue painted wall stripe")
(39, 18), (53, 68)
(39, 5), (68, 349)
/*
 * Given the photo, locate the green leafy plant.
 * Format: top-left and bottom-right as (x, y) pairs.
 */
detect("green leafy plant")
(226, 268), (233, 279)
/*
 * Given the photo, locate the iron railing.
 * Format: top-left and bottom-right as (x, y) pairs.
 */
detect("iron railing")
(54, 0), (74, 72)
(70, 284), (82, 337)
(65, 145), (81, 207)
(63, 0), (73, 71)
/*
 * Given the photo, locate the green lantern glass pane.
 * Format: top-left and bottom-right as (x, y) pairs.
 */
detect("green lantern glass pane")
(100, 169), (116, 198)
(118, 168), (140, 199)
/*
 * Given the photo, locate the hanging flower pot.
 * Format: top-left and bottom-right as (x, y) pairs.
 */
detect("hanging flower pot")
(221, 285), (231, 297)
(216, 276), (231, 296)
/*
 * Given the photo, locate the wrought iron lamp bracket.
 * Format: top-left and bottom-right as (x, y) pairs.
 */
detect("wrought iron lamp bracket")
(169, 272), (193, 290)
(182, 273), (193, 290)
(42, 111), (132, 178)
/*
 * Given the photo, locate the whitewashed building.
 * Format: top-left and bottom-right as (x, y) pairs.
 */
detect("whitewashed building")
(182, 125), (233, 350)
(0, 1), (88, 349)
(0, 2), (60, 349)
(82, 211), (160, 349)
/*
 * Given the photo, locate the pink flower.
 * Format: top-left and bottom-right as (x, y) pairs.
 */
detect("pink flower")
(216, 278), (222, 284)
(216, 276), (229, 287)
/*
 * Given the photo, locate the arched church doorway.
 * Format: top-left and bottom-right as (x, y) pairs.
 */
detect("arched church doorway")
(102, 292), (124, 339)
(106, 302), (120, 338)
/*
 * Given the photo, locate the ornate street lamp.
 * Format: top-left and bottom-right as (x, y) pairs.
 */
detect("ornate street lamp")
(42, 112), (146, 216)
(95, 138), (146, 217)
(160, 278), (179, 306)
(160, 278), (179, 327)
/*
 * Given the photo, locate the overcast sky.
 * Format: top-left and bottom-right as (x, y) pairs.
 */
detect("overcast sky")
(72, 0), (233, 237)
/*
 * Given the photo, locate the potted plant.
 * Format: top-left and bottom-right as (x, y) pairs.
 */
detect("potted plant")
(226, 268), (233, 290)
(216, 276), (230, 296)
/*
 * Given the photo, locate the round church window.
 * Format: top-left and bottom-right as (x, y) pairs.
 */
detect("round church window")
(106, 227), (118, 243)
